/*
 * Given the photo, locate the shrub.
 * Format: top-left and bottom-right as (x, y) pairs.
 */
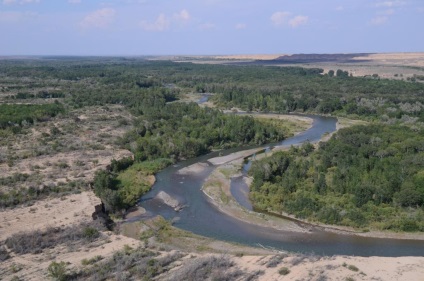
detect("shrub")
(47, 261), (67, 281)
(171, 255), (238, 281)
(278, 267), (290, 275)
(81, 255), (103, 266)
(82, 227), (100, 241)
(0, 246), (10, 261)
(348, 264), (359, 272)
(266, 254), (286, 268)
(5, 222), (104, 255)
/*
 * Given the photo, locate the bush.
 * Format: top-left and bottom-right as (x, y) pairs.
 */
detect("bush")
(266, 254), (286, 268)
(278, 267), (290, 275)
(169, 255), (239, 281)
(82, 227), (100, 241)
(348, 264), (359, 272)
(5, 222), (104, 255)
(47, 261), (67, 281)
(0, 246), (10, 261)
(81, 255), (103, 266)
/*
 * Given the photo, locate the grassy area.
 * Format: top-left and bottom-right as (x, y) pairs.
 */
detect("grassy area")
(254, 115), (311, 137)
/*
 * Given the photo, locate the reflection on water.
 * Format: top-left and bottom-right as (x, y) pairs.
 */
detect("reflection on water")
(137, 115), (424, 257)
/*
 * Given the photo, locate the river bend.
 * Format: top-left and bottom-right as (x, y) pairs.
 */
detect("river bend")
(137, 115), (424, 257)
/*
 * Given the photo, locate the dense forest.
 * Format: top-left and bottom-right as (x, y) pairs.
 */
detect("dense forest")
(1, 58), (423, 123)
(1, 58), (423, 226)
(249, 125), (424, 231)
(52, 58), (424, 121)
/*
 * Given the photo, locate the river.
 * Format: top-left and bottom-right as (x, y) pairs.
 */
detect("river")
(136, 114), (424, 257)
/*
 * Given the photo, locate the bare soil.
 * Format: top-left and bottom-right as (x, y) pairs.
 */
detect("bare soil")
(0, 105), (140, 280)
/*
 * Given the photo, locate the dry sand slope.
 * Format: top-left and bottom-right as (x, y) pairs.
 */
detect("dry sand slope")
(233, 254), (424, 281)
(0, 191), (141, 281)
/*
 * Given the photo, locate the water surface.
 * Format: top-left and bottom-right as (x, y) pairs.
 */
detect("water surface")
(137, 115), (424, 257)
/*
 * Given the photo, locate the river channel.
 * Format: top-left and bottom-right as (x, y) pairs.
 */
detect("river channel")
(136, 114), (424, 257)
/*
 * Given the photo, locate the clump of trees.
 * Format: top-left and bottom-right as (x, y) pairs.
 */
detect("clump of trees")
(120, 102), (287, 162)
(94, 101), (288, 214)
(93, 157), (172, 214)
(0, 102), (64, 132)
(249, 125), (424, 231)
(10, 91), (65, 99)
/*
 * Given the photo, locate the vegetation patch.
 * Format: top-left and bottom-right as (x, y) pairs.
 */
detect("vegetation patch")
(170, 255), (242, 281)
(266, 254), (287, 268)
(72, 245), (160, 280)
(249, 124), (424, 231)
(0, 103), (65, 132)
(278, 266), (291, 275)
(0, 183), (85, 209)
(5, 222), (105, 255)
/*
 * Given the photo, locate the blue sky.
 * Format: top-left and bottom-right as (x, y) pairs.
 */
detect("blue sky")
(0, 0), (423, 55)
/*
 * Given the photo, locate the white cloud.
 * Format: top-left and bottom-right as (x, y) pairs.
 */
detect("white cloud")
(271, 11), (308, 28)
(79, 8), (116, 29)
(140, 13), (170, 31)
(369, 1), (405, 25)
(141, 9), (191, 32)
(335, 6), (344, 11)
(289, 15), (308, 27)
(370, 16), (388, 25)
(235, 23), (246, 30)
(270, 11), (290, 26)
(376, 1), (406, 8)
(173, 9), (190, 23)
(68, 0), (81, 4)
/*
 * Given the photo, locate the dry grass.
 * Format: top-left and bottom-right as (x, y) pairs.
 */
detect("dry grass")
(0, 105), (133, 197)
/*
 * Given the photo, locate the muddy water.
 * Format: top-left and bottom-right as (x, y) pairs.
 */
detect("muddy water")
(136, 115), (424, 257)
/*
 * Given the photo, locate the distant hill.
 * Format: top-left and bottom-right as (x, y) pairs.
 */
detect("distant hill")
(266, 53), (373, 64)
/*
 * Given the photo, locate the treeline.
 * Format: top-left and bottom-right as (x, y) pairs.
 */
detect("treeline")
(2, 59), (423, 122)
(8, 91), (65, 99)
(210, 68), (424, 121)
(249, 124), (424, 231)
(0, 102), (65, 131)
(119, 102), (287, 162)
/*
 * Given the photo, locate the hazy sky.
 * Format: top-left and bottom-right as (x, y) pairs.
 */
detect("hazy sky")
(0, 0), (423, 55)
